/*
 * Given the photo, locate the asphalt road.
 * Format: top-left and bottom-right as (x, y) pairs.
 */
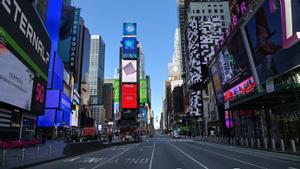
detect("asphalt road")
(27, 134), (300, 169)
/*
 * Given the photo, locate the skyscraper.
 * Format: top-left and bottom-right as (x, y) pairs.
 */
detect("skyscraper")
(88, 35), (105, 125)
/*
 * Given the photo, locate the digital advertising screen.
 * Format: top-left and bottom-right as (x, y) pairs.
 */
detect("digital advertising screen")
(45, 90), (60, 109)
(122, 37), (137, 59)
(282, 0), (300, 47)
(210, 60), (224, 104)
(113, 79), (120, 102)
(219, 31), (253, 92)
(123, 23), (137, 35)
(224, 76), (256, 102)
(246, 0), (300, 83)
(0, 0), (51, 77)
(121, 84), (137, 109)
(122, 60), (137, 83)
(140, 79), (148, 103)
(139, 107), (148, 122)
(37, 109), (56, 127)
(0, 43), (34, 111)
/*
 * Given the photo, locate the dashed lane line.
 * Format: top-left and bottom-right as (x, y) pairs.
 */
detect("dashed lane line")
(170, 143), (209, 169)
(148, 143), (156, 169)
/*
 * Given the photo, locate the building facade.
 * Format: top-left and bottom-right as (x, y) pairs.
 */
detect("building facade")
(89, 35), (105, 125)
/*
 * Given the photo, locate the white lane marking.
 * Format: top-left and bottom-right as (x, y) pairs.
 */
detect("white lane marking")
(192, 144), (267, 169)
(195, 141), (300, 163)
(288, 167), (299, 169)
(148, 143), (156, 169)
(64, 157), (80, 162)
(170, 143), (209, 169)
(91, 144), (137, 169)
(176, 168), (182, 169)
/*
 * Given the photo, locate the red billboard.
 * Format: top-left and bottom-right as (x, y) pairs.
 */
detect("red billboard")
(121, 84), (137, 109)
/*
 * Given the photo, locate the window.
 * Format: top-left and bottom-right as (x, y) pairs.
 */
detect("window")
(221, 15), (224, 20)
(202, 9), (205, 14)
(220, 9), (224, 13)
(208, 9), (211, 13)
(214, 9), (218, 13)
(196, 10), (199, 13)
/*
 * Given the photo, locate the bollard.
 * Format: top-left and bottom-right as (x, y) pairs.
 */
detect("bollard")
(271, 139), (276, 151)
(251, 138), (254, 148)
(1, 149), (6, 168)
(230, 138), (233, 145)
(280, 139), (285, 152)
(245, 138), (249, 147)
(257, 138), (261, 149)
(36, 146), (40, 159)
(291, 140), (296, 153)
(20, 148), (25, 164)
(48, 145), (52, 158)
(264, 138), (268, 149)
(240, 138), (244, 146)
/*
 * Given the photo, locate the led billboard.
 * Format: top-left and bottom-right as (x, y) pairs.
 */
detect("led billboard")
(140, 79), (148, 103)
(113, 79), (120, 102)
(210, 59), (224, 104)
(122, 37), (137, 59)
(121, 84), (137, 109)
(123, 23), (137, 35)
(216, 30), (255, 101)
(0, 43), (34, 110)
(122, 60), (137, 83)
(246, 0), (300, 83)
(139, 107), (148, 122)
(0, 0), (51, 114)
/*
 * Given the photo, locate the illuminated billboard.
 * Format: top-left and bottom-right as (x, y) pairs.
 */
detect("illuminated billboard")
(121, 84), (137, 109)
(122, 37), (137, 59)
(0, 43), (34, 110)
(113, 79), (120, 102)
(246, 0), (300, 84)
(122, 60), (137, 83)
(0, 0), (51, 114)
(210, 59), (224, 104)
(189, 90), (202, 117)
(140, 79), (148, 103)
(123, 23), (137, 35)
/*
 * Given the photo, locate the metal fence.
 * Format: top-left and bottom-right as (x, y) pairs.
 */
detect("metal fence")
(0, 140), (66, 169)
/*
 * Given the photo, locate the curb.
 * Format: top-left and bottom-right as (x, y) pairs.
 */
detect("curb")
(11, 156), (68, 169)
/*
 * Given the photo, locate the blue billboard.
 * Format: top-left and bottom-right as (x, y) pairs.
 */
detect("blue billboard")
(122, 37), (137, 59)
(123, 23), (137, 35)
(140, 107), (148, 122)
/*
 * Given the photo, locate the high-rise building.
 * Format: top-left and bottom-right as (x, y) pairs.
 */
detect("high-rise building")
(88, 35), (105, 99)
(89, 35), (105, 125)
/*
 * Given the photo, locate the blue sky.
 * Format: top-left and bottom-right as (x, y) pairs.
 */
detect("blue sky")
(74, 0), (178, 125)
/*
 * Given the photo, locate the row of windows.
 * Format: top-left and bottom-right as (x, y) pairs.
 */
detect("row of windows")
(192, 8), (224, 14)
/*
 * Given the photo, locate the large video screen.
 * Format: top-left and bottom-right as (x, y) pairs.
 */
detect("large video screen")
(0, 43), (34, 110)
(219, 31), (253, 92)
(123, 23), (137, 35)
(113, 79), (120, 102)
(210, 59), (224, 104)
(122, 60), (137, 83)
(140, 79), (148, 103)
(121, 84), (137, 109)
(246, 0), (300, 83)
(122, 37), (137, 59)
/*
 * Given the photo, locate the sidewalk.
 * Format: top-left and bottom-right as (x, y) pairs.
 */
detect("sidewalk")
(192, 137), (300, 162)
(0, 140), (66, 169)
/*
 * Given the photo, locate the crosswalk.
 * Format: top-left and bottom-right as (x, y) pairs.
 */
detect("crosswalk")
(147, 138), (194, 142)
